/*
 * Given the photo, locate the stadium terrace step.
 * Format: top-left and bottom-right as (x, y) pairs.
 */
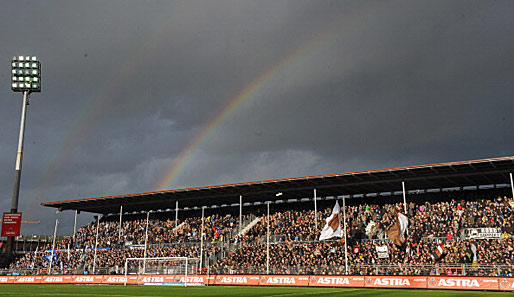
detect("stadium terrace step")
(236, 216), (263, 238)
(173, 222), (186, 232)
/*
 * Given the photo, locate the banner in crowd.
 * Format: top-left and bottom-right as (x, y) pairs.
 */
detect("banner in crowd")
(0, 274), (512, 290)
(463, 228), (502, 239)
(375, 245), (389, 258)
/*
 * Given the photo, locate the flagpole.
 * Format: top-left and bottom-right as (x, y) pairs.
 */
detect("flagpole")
(402, 181), (408, 214)
(175, 201), (179, 230)
(93, 215), (99, 274)
(266, 201), (270, 275)
(343, 196), (348, 275)
(239, 195), (243, 235)
(200, 206), (205, 271)
(48, 218), (58, 275)
(143, 211), (150, 274)
(119, 205), (123, 242)
(510, 172), (514, 198)
(73, 210), (78, 240)
(313, 189), (318, 232)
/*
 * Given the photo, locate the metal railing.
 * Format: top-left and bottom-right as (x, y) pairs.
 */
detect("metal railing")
(210, 263), (514, 277)
(3, 263), (512, 277)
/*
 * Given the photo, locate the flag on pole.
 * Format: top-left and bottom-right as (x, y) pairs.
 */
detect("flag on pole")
(319, 201), (342, 240)
(431, 244), (445, 261)
(387, 211), (409, 246)
(43, 254), (53, 263)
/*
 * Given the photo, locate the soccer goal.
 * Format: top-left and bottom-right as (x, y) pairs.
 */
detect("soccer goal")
(124, 257), (201, 286)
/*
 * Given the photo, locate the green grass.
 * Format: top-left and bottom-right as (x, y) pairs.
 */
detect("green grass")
(0, 285), (510, 297)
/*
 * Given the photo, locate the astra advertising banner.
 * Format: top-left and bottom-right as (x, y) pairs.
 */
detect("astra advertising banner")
(1, 213), (22, 237)
(0, 274), (512, 291)
(309, 275), (365, 287)
(427, 276), (500, 290)
(364, 276), (427, 288)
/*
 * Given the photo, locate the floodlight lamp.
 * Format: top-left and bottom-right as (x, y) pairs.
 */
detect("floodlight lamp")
(11, 55), (41, 92)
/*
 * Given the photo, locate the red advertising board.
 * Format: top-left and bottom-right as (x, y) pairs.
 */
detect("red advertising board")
(214, 275), (260, 286)
(0, 276), (16, 284)
(102, 275), (138, 285)
(310, 275), (364, 287)
(499, 278), (514, 291)
(259, 275), (310, 286)
(71, 275), (104, 284)
(0, 274), (510, 291)
(1, 213), (22, 237)
(14, 275), (42, 284)
(364, 276), (427, 288)
(427, 276), (499, 290)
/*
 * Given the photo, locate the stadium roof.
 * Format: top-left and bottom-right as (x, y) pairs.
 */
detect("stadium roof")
(41, 156), (514, 215)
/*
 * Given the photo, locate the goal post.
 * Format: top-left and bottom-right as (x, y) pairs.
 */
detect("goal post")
(124, 257), (201, 286)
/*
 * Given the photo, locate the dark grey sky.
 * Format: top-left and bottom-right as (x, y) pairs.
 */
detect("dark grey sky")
(1, 0), (513, 235)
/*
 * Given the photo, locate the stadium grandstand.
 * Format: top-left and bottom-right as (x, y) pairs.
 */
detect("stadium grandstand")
(1, 156), (514, 288)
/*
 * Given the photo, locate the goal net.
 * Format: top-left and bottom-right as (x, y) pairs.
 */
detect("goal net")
(124, 257), (201, 286)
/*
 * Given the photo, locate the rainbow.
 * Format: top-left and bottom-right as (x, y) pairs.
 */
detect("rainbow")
(32, 2), (386, 198)
(154, 35), (327, 190)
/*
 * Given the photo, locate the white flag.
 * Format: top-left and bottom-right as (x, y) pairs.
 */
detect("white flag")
(388, 212), (409, 246)
(398, 213), (408, 235)
(319, 201), (342, 241)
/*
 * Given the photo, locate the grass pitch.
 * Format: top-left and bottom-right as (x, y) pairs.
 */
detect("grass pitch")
(0, 285), (510, 297)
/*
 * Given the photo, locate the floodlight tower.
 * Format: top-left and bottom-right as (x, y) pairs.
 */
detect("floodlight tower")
(4, 56), (41, 260)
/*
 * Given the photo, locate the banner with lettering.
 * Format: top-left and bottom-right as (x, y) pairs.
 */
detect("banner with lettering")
(309, 275), (364, 287)
(0, 274), (511, 291)
(463, 228), (502, 239)
(364, 276), (427, 288)
(259, 275), (310, 286)
(427, 276), (499, 290)
(214, 275), (260, 286)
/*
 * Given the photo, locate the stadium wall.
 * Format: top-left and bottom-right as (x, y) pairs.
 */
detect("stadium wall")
(0, 275), (513, 291)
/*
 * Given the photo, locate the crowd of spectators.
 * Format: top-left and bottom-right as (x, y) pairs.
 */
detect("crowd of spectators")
(215, 195), (514, 276)
(8, 191), (514, 276)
